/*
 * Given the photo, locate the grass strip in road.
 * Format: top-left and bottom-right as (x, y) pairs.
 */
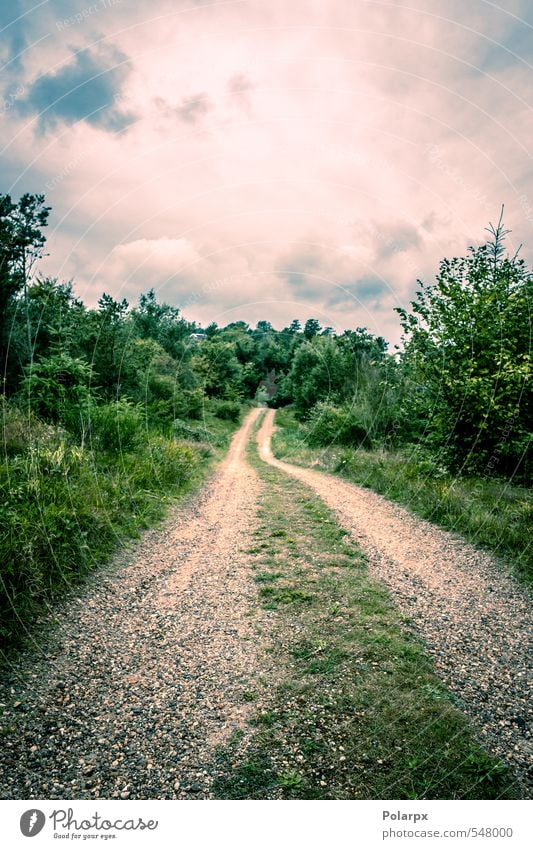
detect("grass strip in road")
(212, 425), (519, 800)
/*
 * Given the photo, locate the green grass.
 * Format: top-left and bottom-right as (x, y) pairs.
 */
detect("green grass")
(272, 408), (532, 583)
(0, 398), (244, 660)
(212, 419), (520, 800)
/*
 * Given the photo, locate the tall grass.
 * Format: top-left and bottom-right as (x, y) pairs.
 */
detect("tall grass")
(0, 398), (240, 655)
(272, 408), (532, 582)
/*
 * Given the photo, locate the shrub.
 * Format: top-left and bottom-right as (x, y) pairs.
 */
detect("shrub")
(19, 352), (94, 434)
(396, 217), (532, 478)
(0, 425), (203, 652)
(180, 388), (205, 419)
(211, 400), (241, 422)
(90, 398), (143, 453)
(305, 402), (371, 448)
(1, 396), (55, 456)
(173, 418), (213, 443)
(129, 437), (199, 490)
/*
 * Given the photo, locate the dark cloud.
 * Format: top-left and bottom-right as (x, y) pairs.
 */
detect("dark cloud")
(278, 243), (390, 307)
(327, 277), (388, 307)
(0, 0), (27, 72)
(17, 45), (136, 133)
(277, 244), (328, 294)
(175, 92), (212, 123)
(371, 221), (422, 261)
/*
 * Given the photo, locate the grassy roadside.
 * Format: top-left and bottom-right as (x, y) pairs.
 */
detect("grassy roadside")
(0, 401), (243, 660)
(212, 418), (518, 799)
(272, 409), (532, 583)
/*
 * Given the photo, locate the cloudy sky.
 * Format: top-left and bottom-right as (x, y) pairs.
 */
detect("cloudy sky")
(1, 0), (532, 344)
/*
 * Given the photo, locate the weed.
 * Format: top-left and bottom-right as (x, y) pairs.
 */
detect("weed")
(254, 572), (283, 584)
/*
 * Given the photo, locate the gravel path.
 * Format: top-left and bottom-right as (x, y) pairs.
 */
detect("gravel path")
(2, 407), (530, 800)
(0, 409), (266, 800)
(258, 409), (532, 795)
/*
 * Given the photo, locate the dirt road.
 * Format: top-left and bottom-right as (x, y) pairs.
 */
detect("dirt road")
(258, 409), (532, 791)
(0, 407), (530, 799)
(0, 409), (266, 800)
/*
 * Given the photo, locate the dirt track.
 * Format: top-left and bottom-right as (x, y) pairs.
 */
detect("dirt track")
(0, 409), (266, 800)
(0, 407), (530, 799)
(258, 409), (532, 793)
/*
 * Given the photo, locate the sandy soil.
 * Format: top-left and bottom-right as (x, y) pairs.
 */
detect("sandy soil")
(258, 409), (532, 794)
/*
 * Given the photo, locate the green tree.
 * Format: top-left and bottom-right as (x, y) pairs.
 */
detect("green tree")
(20, 351), (94, 435)
(286, 337), (346, 414)
(10, 194), (51, 360)
(304, 318), (321, 340)
(131, 289), (192, 359)
(396, 214), (531, 477)
(82, 293), (131, 397)
(193, 338), (243, 398)
(0, 195), (21, 306)
(26, 278), (86, 360)
(0, 194), (51, 389)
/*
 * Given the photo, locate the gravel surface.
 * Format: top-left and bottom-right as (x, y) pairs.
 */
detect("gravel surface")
(259, 409), (533, 796)
(2, 407), (530, 800)
(0, 409), (267, 800)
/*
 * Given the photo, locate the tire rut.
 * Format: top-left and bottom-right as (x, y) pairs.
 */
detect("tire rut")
(258, 409), (532, 795)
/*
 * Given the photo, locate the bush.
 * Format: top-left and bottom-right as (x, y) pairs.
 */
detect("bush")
(0, 421), (203, 652)
(19, 352), (94, 434)
(173, 417), (213, 443)
(305, 402), (372, 448)
(90, 398), (143, 452)
(397, 218), (532, 478)
(127, 436), (199, 491)
(1, 396), (55, 456)
(180, 388), (205, 419)
(211, 400), (241, 422)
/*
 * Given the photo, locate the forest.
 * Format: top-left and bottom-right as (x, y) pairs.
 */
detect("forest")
(1, 193), (531, 651)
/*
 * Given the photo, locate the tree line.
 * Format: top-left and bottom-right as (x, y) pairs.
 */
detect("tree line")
(0, 192), (530, 648)
(1, 195), (530, 481)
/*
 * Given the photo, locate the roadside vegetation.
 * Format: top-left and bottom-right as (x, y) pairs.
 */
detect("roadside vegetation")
(1, 193), (530, 651)
(0, 398), (238, 656)
(213, 424), (518, 800)
(0, 194), (253, 654)
(272, 408), (531, 582)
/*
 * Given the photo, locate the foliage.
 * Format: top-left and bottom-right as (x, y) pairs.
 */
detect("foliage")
(0, 397), (206, 651)
(211, 399), (242, 422)
(192, 338), (243, 398)
(0, 193), (51, 388)
(396, 213), (531, 478)
(172, 418), (214, 443)
(90, 398), (143, 452)
(303, 318), (321, 339)
(272, 409), (532, 582)
(305, 402), (371, 447)
(20, 351), (94, 434)
(1, 192), (530, 650)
